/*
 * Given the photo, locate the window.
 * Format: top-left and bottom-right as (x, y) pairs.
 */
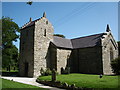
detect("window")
(44, 29), (46, 36)
(110, 47), (114, 61)
(46, 21), (48, 24)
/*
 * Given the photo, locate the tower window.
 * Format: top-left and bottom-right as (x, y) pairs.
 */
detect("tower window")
(44, 29), (46, 36)
(46, 21), (48, 25)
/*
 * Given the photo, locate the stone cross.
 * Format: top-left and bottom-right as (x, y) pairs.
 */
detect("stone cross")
(52, 69), (56, 82)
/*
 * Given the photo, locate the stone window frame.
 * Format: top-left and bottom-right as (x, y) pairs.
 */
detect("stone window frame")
(44, 29), (46, 37)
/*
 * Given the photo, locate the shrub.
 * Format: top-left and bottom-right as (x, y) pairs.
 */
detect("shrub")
(111, 56), (120, 75)
(40, 68), (52, 76)
(40, 68), (45, 76)
(45, 68), (52, 76)
(61, 67), (70, 74)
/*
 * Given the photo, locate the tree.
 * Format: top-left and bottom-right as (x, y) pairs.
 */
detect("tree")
(54, 34), (65, 38)
(118, 41), (120, 56)
(2, 17), (20, 71)
(111, 56), (120, 75)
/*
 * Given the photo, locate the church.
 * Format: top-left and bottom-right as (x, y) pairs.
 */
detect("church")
(19, 12), (118, 77)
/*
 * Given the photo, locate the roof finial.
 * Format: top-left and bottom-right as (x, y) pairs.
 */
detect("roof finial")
(106, 24), (111, 32)
(43, 12), (46, 18)
(29, 17), (32, 22)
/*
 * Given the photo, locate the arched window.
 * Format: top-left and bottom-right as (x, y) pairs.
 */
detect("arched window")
(110, 47), (114, 61)
(44, 29), (46, 36)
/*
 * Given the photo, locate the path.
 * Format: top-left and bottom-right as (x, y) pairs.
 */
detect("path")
(1, 76), (65, 90)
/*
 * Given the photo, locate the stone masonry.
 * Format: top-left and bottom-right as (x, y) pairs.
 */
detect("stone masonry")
(34, 15), (54, 77)
(101, 31), (118, 75)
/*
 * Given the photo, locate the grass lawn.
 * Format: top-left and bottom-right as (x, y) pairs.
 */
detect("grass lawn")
(1, 78), (48, 89)
(38, 73), (119, 88)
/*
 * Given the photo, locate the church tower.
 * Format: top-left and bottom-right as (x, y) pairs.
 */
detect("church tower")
(19, 12), (54, 77)
(34, 12), (54, 77)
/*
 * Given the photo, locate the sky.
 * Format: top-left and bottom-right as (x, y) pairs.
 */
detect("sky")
(2, 2), (118, 50)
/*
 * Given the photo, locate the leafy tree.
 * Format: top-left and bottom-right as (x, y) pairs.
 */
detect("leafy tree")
(111, 56), (120, 75)
(2, 17), (20, 71)
(54, 34), (65, 38)
(118, 41), (120, 56)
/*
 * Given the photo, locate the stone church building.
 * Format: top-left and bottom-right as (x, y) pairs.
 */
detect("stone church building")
(19, 12), (118, 77)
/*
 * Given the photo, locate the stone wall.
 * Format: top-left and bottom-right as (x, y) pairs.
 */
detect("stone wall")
(56, 49), (71, 74)
(71, 47), (103, 74)
(69, 49), (79, 73)
(49, 44), (57, 70)
(101, 32), (118, 75)
(34, 17), (54, 77)
(19, 26), (34, 77)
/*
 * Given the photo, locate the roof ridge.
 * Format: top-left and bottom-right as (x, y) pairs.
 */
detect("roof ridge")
(34, 17), (42, 22)
(53, 36), (70, 40)
(21, 17), (43, 29)
(21, 21), (31, 29)
(71, 33), (104, 40)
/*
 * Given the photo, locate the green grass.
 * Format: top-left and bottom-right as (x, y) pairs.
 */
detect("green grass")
(38, 73), (119, 88)
(1, 78), (48, 89)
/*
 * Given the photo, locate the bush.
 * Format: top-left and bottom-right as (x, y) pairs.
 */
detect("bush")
(40, 68), (45, 76)
(40, 68), (52, 76)
(45, 68), (52, 76)
(111, 56), (120, 75)
(61, 67), (70, 74)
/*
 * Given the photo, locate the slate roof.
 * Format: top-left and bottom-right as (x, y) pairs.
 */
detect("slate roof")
(53, 33), (104, 49)
(53, 36), (73, 49)
(71, 33), (104, 49)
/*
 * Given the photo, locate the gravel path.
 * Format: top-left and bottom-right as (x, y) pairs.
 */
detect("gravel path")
(1, 76), (65, 90)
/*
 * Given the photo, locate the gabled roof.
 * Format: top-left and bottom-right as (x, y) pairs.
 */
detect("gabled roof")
(53, 36), (73, 49)
(53, 33), (104, 49)
(21, 18), (41, 29)
(21, 12), (47, 30)
(71, 33), (104, 49)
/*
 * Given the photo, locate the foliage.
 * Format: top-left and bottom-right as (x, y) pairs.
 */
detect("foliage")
(2, 17), (20, 44)
(54, 34), (65, 38)
(1, 78), (48, 89)
(40, 67), (45, 76)
(118, 41), (120, 56)
(2, 17), (20, 71)
(38, 74), (118, 88)
(61, 67), (70, 74)
(111, 56), (120, 75)
(45, 68), (52, 76)
(40, 68), (52, 76)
